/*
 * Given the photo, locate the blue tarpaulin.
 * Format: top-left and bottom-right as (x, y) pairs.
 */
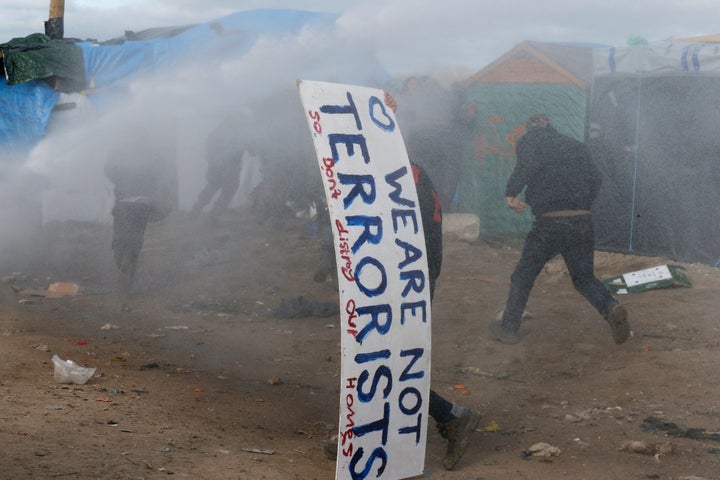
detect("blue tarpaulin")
(80, 9), (339, 90)
(0, 78), (58, 151)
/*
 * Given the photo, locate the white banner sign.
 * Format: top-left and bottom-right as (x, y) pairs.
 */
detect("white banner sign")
(298, 80), (432, 480)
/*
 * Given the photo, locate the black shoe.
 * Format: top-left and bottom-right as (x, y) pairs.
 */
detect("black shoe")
(441, 409), (481, 470)
(606, 304), (630, 344)
(488, 320), (520, 345)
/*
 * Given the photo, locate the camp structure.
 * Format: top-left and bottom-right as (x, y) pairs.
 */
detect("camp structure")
(0, 9), (388, 230)
(589, 37), (720, 265)
(0, 9), (328, 152)
(459, 41), (597, 240)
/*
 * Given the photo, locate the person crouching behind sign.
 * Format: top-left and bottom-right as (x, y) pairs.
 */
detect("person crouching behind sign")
(387, 91), (482, 469)
(411, 160), (482, 471)
(325, 94), (482, 470)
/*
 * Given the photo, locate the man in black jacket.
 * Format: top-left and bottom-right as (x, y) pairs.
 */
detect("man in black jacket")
(490, 114), (630, 345)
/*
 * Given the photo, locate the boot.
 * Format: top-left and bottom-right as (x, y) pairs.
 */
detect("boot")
(441, 409), (481, 470)
(605, 303), (630, 344)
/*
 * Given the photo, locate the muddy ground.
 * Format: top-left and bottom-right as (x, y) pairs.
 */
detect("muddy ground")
(1, 209), (719, 480)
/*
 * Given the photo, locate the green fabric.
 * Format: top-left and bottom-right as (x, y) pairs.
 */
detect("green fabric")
(457, 83), (587, 240)
(1, 33), (85, 91)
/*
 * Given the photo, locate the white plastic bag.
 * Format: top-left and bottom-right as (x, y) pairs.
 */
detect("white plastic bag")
(51, 354), (96, 385)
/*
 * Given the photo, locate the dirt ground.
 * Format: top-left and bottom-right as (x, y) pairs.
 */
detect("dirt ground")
(1, 208), (719, 480)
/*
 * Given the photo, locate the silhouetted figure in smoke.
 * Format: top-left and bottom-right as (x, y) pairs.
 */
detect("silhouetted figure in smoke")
(445, 86), (478, 211)
(105, 134), (175, 293)
(490, 114), (630, 345)
(395, 76), (461, 210)
(192, 120), (251, 226)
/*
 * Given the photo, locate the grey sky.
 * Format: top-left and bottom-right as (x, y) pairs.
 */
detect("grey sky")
(2, 0), (719, 79)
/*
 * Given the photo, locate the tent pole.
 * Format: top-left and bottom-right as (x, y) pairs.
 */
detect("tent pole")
(45, 0), (65, 39)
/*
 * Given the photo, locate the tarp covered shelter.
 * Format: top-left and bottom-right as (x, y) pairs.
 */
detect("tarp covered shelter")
(459, 41), (596, 240)
(0, 9), (347, 154)
(589, 38), (720, 265)
(0, 9), (389, 224)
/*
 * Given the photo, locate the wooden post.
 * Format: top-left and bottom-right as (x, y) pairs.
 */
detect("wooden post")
(45, 0), (65, 39)
(49, 0), (65, 19)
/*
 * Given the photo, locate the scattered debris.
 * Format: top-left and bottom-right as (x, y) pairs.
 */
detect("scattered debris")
(47, 282), (80, 297)
(241, 448), (275, 455)
(484, 420), (502, 432)
(15, 282), (80, 300)
(460, 366), (511, 380)
(642, 416), (720, 442)
(573, 437), (589, 448)
(562, 406), (623, 423)
(52, 354), (96, 385)
(620, 440), (673, 457)
(523, 442), (561, 459)
(442, 213), (480, 243)
(604, 265), (692, 294)
(138, 362), (161, 370)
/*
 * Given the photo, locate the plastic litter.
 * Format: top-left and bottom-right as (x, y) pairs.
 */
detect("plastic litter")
(484, 420), (502, 432)
(52, 354), (96, 384)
